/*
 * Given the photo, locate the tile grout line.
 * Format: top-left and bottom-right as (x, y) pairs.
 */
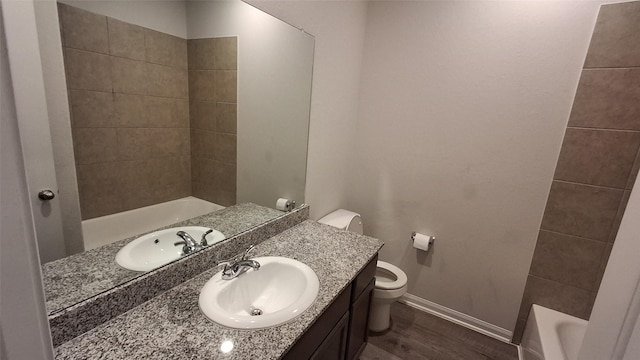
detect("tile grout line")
(538, 229), (612, 244)
(551, 178), (627, 191)
(583, 66), (640, 70)
(528, 273), (594, 294)
(567, 126), (640, 133)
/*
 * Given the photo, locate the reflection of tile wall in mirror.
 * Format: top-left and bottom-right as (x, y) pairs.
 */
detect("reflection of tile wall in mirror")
(188, 37), (238, 206)
(59, 3), (200, 220)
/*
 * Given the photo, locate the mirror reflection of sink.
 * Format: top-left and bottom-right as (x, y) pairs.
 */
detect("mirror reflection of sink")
(199, 256), (319, 329)
(115, 226), (225, 272)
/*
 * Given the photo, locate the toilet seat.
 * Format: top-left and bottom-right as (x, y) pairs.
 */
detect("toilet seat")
(375, 261), (407, 290)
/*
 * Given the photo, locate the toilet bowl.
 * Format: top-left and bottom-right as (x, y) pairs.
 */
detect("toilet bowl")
(318, 209), (408, 332)
(369, 260), (408, 331)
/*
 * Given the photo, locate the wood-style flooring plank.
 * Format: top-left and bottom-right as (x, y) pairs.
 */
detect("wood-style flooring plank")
(359, 342), (404, 360)
(361, 302), (518, 360)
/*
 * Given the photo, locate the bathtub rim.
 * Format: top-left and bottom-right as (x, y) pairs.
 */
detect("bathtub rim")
(520, 304), (588, 360)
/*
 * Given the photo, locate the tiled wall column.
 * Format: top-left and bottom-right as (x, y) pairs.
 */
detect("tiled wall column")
(188, 38), (238, 206)
(513, 1), (640, 342)
(59, 4), (190, 219)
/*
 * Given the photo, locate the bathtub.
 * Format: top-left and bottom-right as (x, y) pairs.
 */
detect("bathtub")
(520, 304), (588, 360)
(82, 197), (224, 250)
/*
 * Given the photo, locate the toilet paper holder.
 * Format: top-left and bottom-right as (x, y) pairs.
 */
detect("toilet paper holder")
(411, 232), (435, 251)
(411, 232), (435, 242)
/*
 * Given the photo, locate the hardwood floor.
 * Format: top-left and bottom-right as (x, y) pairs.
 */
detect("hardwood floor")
(360, 303), (519, 360)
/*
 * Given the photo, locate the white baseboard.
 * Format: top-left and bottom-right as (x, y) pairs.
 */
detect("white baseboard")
(398, 293), (514, 344)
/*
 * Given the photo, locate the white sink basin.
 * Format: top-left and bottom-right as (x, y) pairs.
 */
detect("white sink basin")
(199, 256), (319, 329)
(115, 226), (225, 272)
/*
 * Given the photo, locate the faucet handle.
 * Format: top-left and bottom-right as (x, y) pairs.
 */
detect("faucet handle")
(241, 244), (256, 260)
(218, 260), (232, 272)
(201, 229), (213, 246)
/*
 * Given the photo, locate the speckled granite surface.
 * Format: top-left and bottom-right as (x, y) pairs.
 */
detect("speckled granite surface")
(48, 205), (309, 347)
(54, 220), (383, 360)
(43, 203), (284, 315)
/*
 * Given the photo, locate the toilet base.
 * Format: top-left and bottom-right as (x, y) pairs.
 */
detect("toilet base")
(368, 283), (408, 332)
(369, 298), (393, 332)
(370, 289), (409, 332)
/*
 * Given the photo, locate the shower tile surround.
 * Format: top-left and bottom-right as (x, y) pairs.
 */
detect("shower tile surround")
(513, 1), (640, 343)
(58, 3), (238, 218)
(48, 204), (310, 347)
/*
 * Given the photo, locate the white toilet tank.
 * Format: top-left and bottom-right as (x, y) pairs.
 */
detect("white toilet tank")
(318, 209), (363, 235)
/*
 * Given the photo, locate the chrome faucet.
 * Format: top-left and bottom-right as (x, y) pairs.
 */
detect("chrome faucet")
(221, 245), (261, 280)
(174, 231), (200, 255)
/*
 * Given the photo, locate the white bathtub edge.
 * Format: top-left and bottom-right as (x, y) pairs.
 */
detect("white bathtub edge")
(521, 304), (589, 360)
(399, 293), (514, 344)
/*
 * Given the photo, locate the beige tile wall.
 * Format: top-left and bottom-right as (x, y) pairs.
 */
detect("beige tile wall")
(513, 1), (640, 343)
(59, 3), (190, 219)
(188, 38), (238, 206)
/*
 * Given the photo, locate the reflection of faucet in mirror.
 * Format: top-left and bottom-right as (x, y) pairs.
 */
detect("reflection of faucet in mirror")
(174, 229), (213, 254)
(174, 231), (200, 255)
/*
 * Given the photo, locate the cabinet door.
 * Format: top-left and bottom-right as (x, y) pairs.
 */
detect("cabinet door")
(311, 312), (350, 360)
(346, 278), (375, 360)
(283, 286), (351, 360)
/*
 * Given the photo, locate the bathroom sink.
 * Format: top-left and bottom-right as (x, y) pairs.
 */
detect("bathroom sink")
(115, 226), (225, 272)
(199, 256), (319, 329)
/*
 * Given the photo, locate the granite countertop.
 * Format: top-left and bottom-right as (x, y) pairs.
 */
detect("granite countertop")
(54, 220), (384, 360)
(43, 203), (284, 315)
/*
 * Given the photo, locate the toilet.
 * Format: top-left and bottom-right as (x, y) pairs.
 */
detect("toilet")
(318, 209), (408, 332)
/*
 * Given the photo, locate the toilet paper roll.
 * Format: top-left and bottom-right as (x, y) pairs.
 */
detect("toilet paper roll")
(276, 198), (291, 211)
(412, 232), (433, 251)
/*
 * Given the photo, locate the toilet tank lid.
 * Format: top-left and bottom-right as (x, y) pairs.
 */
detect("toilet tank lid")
(317, 209), (361, 230)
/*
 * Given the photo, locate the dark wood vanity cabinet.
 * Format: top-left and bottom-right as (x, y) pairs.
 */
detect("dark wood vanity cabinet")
(346, 278), (375, 360)
(283, 255), (377, 360)
(310, 312), (350, 360)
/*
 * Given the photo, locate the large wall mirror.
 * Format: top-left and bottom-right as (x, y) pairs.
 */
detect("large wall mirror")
(33, 0), (313, 315)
